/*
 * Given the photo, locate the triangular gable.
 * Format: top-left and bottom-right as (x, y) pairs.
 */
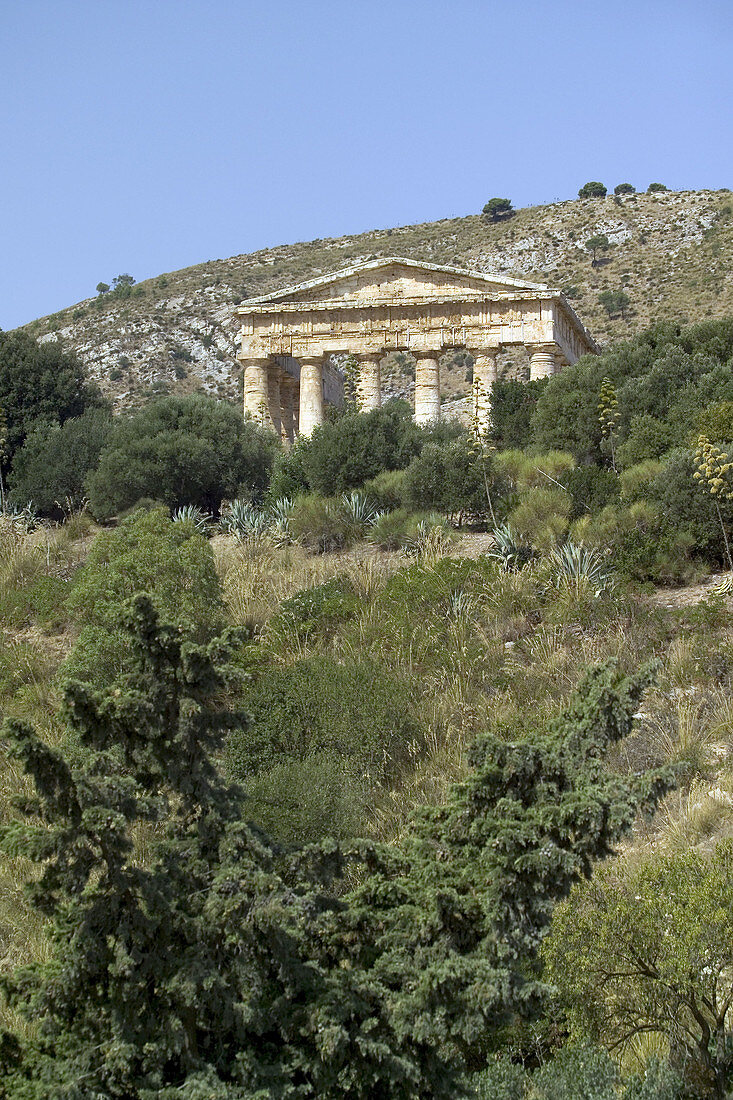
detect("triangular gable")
(239, 257), (554, 308)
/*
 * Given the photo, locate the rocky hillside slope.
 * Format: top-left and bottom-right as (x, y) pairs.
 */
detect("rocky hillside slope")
(21, 188), (733, 409)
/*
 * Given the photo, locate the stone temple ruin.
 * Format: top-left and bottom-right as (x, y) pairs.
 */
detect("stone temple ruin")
(234, 257), (598, 440)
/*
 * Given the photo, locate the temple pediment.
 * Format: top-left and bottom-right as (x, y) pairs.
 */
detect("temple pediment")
(241, 257), (554, 307)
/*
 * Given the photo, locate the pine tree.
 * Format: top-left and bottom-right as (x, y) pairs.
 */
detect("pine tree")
(309, 662), (674, 1095)
(0, 597), (340, 1097)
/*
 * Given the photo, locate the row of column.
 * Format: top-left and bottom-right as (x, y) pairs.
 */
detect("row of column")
(243, 344), (566, 441)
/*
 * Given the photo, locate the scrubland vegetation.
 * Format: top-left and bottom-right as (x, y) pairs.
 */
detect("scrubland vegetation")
(1, 320), (733, 1096)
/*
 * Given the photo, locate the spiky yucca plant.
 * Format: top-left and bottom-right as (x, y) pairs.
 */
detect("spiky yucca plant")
(547, 542), (614, 597)
(172, 504), (211, 532)
(220, 498), (269, 540)
(488, 523), (532, 572)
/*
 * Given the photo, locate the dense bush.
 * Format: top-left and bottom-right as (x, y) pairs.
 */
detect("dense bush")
(572, 500), (697, 584)
(62, 507), (222, 685)
(403, 435), (494, 518)
(296, 400), (464, 496)
(8, 407), (113, 516)
(561, 464), (621, 519)
(473, 1046), (682, 1099)
(287, 492), (375, 552)
(529, 319), (733, 463)
(266, 443), (310, 501)
(225, 654), (421, 787)
(87, 394), (278, 518)
(490, 378), (549, 450)
(0, 330), (104, 466)
(361, 467), (410, 511)
(269, 574), (360, 646)
(298, 401), (418, 494)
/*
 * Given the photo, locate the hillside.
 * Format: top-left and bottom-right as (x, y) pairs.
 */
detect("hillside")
(21, 187), (733, 409)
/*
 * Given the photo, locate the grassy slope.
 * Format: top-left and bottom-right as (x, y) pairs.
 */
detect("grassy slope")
(20, 188), (733, 410)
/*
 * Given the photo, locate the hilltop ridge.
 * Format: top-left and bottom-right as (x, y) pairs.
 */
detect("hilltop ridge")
(21, 187), (733, 409)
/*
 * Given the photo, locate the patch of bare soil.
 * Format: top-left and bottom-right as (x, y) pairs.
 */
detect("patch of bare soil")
(650, 575), (733, 609)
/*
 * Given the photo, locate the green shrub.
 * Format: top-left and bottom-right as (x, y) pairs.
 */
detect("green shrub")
(368, 507), (421, 550)
(62, 508), (223, 685)
(561, 465), (620, 519)
(508, 487), (572, 551)
(361, 467), (409, 511)
(616, 415), (674, 468)
(241, 753), (368, 844)
(297, 401), (464, 496)
(266, 445), (310, 502)
(87, 394), (278, 518)
(0, 329), (104, 467)
(224, 655), (421, 784)
(403, 436), (492, 518)
(697, 399), (733, 443)
(299, 401), (419, 494)
(572, 501), (697, 584)
(288, 493), (361, 552)
(9, 408), (113, 517)
(269, 575), (360, 648)
(489, 378), (549, 450)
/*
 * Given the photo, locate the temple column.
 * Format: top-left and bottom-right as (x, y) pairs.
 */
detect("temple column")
(414, 353), (441, 424)
(243, 357), (274, 429)
(528, 344), (556, 381)
(267, 365), (282, 439)
(280, 371), (296, 446)
(298, 356), (324, 437)
(356, 353), (382, 411)
(472, 348), (499, 436)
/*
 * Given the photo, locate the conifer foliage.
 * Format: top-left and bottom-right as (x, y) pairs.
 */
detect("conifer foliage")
(0, 598), (673, 1097)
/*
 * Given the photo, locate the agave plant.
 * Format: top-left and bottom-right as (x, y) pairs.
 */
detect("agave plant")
(547, 541), (614, 597)
(0, 501), (40, 533)
(172, 504), (211, 532)
(267, 496), (294, 547)
(341, 491), (380, 531)
(487, 523), (532, 571)
(220, 498), (270, 541)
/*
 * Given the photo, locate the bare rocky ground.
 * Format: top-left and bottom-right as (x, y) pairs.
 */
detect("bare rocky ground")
(20, 188), (733, 412)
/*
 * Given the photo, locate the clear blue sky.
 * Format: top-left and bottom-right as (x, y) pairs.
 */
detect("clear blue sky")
(2, 0), (732, 330)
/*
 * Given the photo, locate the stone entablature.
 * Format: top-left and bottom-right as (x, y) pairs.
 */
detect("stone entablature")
(235, 258), (598, 438)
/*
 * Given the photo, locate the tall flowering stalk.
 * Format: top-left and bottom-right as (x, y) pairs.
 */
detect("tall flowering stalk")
(694, 433), (733, 571)
(598, 377), (620, 471)
(470, 376), (497, 526)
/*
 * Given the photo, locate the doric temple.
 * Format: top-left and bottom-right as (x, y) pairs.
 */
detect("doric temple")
(234, 257), (598, 440)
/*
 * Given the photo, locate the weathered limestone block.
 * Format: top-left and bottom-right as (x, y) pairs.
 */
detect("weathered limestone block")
(243, 357), (273, 429)
(356, 353), (382, 412)
(529, 345), (556, 381)
(414, 354), (441, 424)
(472, 349), (499, 435)
(298, 356), (324, 437)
